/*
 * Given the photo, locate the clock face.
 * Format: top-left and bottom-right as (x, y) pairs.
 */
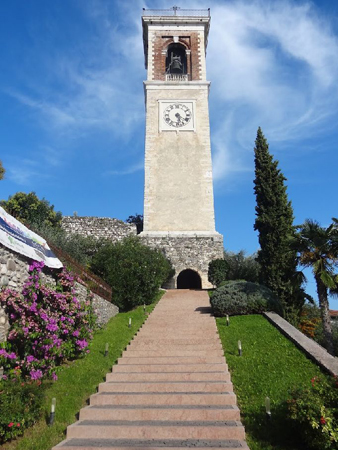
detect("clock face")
(163, 103), (192, 128)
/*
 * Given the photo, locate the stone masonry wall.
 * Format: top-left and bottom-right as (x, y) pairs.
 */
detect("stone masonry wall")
(141, 233), (224, 289)
(0, 244), (118, 343)
(62, 216), (136, 241)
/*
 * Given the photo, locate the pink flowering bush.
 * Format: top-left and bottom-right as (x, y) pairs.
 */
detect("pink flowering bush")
(0, 261), (96, 380)
(287, 375), (338, 449)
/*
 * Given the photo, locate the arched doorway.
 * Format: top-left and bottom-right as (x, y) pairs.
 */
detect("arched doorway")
(177, 269), (202, 289)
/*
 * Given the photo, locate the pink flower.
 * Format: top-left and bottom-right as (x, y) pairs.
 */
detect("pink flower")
(8, 422), (14, 428)
(320, 417), (326, 425)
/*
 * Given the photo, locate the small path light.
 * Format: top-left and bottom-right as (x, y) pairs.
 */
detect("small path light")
(265, 396), (271, 420)
(128, 317), (132, 328)
(49, 397), (56, 426)
(143, 304), (146, 313)
(238, 340), (242, 356)
(104, 343), (109, 357)
(226, 315), (229, 326)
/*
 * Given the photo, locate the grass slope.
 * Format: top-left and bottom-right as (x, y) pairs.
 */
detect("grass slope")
(216, 314), (323, 450)
(2, 300), (159, 450)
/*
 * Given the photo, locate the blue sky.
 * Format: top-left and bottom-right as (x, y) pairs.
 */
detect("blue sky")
(1, 0), (338, 308)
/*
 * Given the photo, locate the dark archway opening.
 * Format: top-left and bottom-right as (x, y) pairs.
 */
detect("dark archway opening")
(177, 269), (202, 289)
(166, 43), (187, 74)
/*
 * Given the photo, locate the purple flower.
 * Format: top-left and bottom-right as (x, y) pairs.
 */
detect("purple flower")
(26, 355), (35, 363)
(30, 369), (43, 380)
(72, 330), (80, 337)
(52, 372), (58, 381)
(76, 339), (88, 350)
(8, 352), (17, 360)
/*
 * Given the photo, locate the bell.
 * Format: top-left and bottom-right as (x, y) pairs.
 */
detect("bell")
(171, 58), (183, 73)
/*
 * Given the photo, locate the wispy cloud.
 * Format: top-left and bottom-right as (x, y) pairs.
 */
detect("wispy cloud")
(106, 160), (144, 176)
(205, 0), (338, 182)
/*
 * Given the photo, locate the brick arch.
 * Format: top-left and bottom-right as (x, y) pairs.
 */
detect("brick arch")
(161, 39), (190, 53)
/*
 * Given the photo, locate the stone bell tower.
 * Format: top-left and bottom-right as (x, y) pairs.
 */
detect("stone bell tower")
(140, 7), (223, 289)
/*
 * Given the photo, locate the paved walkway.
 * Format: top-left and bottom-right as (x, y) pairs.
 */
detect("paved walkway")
(54, 290), (248, 450)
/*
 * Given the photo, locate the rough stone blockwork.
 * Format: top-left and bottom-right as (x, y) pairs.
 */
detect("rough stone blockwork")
(0, 244), (118, 343)
(141, 235), (224, 288)
(62, 216), (136, 241)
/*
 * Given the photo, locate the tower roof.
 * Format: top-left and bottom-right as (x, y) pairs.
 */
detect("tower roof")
(142, 7), (211, 70)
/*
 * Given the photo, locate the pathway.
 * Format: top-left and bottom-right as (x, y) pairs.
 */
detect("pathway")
(53, 290), (248, 449)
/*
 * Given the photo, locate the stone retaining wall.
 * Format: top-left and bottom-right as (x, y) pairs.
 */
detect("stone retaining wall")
(62, 216), (136, 241)
(0, 244), (118, 343)
(264, 312), (338, 376)
(140, 233), (224, 289)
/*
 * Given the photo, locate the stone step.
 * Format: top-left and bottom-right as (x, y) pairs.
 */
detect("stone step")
(106, 371), (231, 382)
(122, 350), (224, 358)
(98, 381), (233, 393)
(128, 342), (222, 350)
(54, 438), (250, 449)
(117, 356), (226, 365)
(129, 338), (220, 345)
(90, 392), (238, 406)
(79, 405), (241, 421)
(66, 420), (246, 440)
(112, 363), (228, 373)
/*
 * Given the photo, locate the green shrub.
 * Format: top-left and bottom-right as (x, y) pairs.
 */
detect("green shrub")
(91, 237), (173, 311)
(208, 259), (229, 287)
(210, 280), (282, 317)
(287, 375), (338, 449)
(223, 250), (259, 282)
(0, 378), (45, 444)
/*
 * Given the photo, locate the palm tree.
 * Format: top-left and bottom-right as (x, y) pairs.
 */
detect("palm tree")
(293, 219), (338, 355)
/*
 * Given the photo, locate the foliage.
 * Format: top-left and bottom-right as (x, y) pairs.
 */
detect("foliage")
(0, 261), (96, 380)
(208, 258), (229, 287)
(0, 160), (5, 180)
(126, 213), (143, 234)
(253, 127), (304, 320)
(287, 375), (338, 449)
(224, 250), (260, 282)
(91, 237), (173, 311)
(0, 379), (45, 444)
(36, 223), (108, 267)
(0, 299), (161, 450)
(1, 192), (62, 229)
(216, 314), (323, 450)
(291, 218), (338, 355)
(210, 280), (282, 317)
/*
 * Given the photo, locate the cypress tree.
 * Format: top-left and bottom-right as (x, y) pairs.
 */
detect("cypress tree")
(253, 127), (303, 320)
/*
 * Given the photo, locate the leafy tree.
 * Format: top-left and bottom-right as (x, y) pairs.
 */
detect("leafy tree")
(208, 259), (229, 287)
(91, 236), (173, 311)
(224, 250), (260, 283)
(0, 160), (5, 180)
(253, 127), (304, 320)
(1, 192), (62, 229)
(126, 213), (143, 234)
(291, 219), (338, 355)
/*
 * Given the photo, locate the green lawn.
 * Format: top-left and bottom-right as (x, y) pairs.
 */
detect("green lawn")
(216, 314), (324, 450)
(2, 299), (160, 450)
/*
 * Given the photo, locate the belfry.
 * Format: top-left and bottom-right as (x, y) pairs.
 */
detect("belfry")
(140, 7), (223, 289)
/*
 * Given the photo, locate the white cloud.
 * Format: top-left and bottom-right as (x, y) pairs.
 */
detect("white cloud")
(106, 160), (144, 176)
(205, 0), (338, 182)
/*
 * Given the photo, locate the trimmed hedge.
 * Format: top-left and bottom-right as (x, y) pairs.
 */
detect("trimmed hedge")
(210, 280), (282, 317)
(91, 236), (173, 311)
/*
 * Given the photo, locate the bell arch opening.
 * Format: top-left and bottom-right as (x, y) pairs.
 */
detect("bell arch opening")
(166, 43), (187, 74)
(177, 269), (202, 289)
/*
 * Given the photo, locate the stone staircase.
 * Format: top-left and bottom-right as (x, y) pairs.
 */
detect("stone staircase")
(53, 290), (249, 450)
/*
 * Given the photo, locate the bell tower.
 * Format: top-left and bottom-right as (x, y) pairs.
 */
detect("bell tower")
(140, 7), (223, 289)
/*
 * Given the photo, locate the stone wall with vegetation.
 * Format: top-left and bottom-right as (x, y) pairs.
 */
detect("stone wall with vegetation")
(62, 216), (137, 241)
(141, 233), (224, 289)
(0, 244), (118, 342)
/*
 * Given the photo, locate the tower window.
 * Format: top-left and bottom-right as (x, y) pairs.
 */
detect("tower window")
(166, 43), (187, 74)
